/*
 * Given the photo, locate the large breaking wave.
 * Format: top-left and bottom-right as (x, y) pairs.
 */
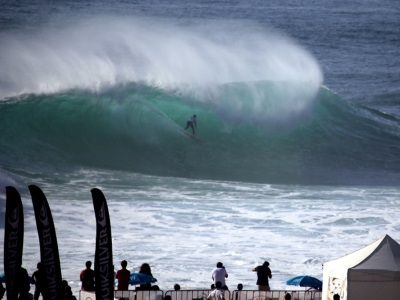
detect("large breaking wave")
(1, 17), (399, 185)
(1, 83), (400, 185)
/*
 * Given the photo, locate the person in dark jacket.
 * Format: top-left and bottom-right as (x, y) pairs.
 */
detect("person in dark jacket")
(138, 263), (153, 290)
(16, 266), (31, 300)
(252, 261), (272, 291)
(32, 262), (47, 300)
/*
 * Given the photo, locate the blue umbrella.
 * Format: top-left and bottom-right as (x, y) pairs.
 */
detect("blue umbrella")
(129, 273), (157, 285)
(115, 272), (157, 286)
(286, 275), (322, 289)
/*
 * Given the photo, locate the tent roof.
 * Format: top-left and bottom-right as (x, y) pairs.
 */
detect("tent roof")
(322, 235), (400, 300)
(353, 235), (400, 271)
(323, 235), (400, 279)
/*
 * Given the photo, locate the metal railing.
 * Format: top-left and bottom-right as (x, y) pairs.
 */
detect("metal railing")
(81, 289), (164, 300)
(79, 289), (322, 300)
(231, 290), (322, 300)
(165, 289), (230, 300)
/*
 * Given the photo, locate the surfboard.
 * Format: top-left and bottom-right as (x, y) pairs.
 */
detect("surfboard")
(183, 131), (201, 141)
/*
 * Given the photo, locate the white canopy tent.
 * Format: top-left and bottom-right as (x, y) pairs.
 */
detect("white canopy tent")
(322, 234), (400, 300)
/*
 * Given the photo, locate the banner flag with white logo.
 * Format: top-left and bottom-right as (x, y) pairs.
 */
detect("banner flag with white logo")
(91, 188), (114, 300)
(4, 186), (24, 300)
(29, 185), (63, 300)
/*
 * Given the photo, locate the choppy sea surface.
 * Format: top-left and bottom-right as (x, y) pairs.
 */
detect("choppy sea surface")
(0, 0), (399, 296)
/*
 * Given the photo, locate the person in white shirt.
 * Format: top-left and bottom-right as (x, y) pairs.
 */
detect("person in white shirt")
(211, 262), (228, 290)
(207, 281), (225, 300)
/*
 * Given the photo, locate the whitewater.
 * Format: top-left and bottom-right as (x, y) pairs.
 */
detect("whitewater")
(1, 0), (400, 298)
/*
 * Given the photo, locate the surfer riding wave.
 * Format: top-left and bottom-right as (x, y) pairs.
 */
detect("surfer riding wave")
(184, 114), (197, 135)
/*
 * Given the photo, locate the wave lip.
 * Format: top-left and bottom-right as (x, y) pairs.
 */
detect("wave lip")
(0, 17), (322, 100)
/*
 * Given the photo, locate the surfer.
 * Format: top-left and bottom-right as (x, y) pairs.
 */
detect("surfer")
(184, 114), (197, 135)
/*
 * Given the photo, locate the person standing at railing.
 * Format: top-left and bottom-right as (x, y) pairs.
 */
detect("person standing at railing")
(211, 262), (229, 290)
(64, 285), (77, 300)
(116, 260), (131, 290)
(32, 262), (47, 300)
(139, 263), (153, 290)
(0, 282), (5, 299)
(207, 281), (226, 300)
(252, 261), (272, 291)
(80, 261), (95, 292)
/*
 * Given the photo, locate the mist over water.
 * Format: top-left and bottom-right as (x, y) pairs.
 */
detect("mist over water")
(0, 17), (322, 118)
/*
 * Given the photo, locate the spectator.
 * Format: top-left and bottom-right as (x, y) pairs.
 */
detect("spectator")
(16, 266), (31, 300)
(252, 261), (272, 291)
(284, 293), (291, 300)
(237, 284), (243, 291)
(211, 262), (228, 290)
(80, 261), (95, 291)
(174, 284), (180, 291)
(113, 265), (116, 286)
(207, 281), (225, 300)
(139, 263), (153, 290)
(32, 262), (47, 300)
(0, 282), (5, 299)
(61, 280), (69, 291)
(116, 260), (130, 291)
(64, 286), (77, 300)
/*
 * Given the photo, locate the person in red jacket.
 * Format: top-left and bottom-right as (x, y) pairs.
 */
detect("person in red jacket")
(116, 260), (131, 291)
(80, 261), (95, 291)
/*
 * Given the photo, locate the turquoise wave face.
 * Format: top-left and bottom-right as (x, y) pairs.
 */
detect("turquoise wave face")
(1, 82), (400, 185)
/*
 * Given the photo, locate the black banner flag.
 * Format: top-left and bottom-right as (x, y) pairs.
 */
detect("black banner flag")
(4, 186), (24, 300)
(29, 185), (63, 300)
(91, 188), (114, 300)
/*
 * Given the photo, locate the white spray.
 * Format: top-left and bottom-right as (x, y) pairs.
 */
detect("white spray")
(0, 17), (323, 123)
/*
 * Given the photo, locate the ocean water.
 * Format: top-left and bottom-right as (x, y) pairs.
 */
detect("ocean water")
(1, 0), (400, 297)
